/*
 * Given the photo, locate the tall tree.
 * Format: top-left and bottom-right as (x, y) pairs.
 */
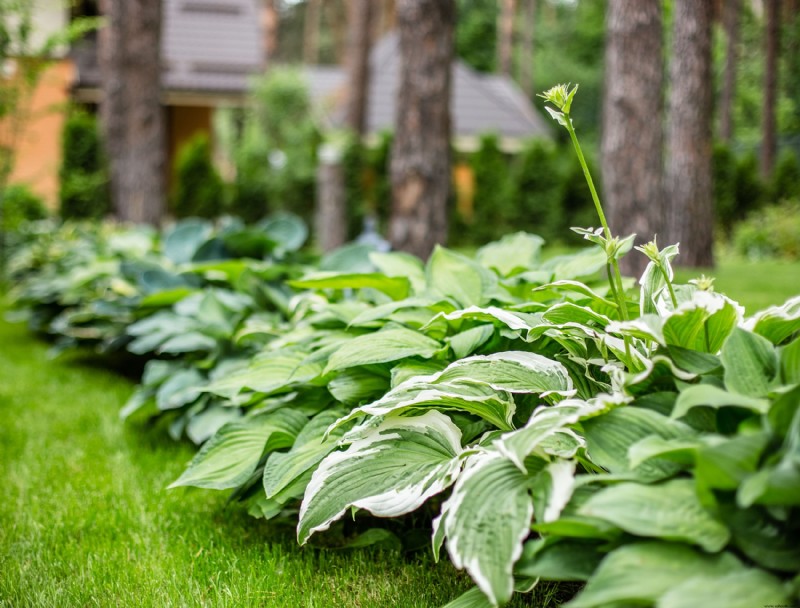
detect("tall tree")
(497, 0), (516, 75)
(719, 0), (740, 142)
(761, 0), (781, 177)
(519, 0), (536, 97)
(303, 0), (321, 64)
(345, 0), (374, 134)
(389, 0), (455, 258)
(601, 0), (663, 277)
(665, 0), (714, 267)
(99, 0), (165, 224)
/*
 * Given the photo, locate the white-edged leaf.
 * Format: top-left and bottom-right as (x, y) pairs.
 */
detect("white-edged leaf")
(323, 327), (441, 374)
(531, 460), (576, 523)
(441, 587), (494, 608)
(170, 409), (307, 490)
(745, 295), (800, 344)
(439, 451), (535, 606)
(297, 411), (462, 544)
(579, 479), (730, 551)
(431, 306), (536, 332)
(672, 383), (771, 419)
(288, 271), (410, 300)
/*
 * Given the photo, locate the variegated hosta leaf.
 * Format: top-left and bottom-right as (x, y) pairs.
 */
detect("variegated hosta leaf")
(431, 306), (537, 333)
(662, 291), (743, 353)
(638, 243), (679, 316)
(579, 478), (730, 552)
(323, 327), (442, 374)
(744, 294), (800, 345)
(169, 409), (307, 490)
(435, 451), (535, 607)
(336, 379), (517, 432)
(297, 411), (462, 545)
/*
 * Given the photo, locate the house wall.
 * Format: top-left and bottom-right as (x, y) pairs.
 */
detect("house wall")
(167, 104), (213, 193)
(6, 59), (74, 208)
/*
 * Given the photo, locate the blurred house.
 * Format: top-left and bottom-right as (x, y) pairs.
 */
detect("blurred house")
(10, 0), (264, 206)
(305, 33), (550, 153)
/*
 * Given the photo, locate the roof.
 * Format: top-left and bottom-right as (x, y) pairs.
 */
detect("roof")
(73, 0), (263, 98)
(304, 33), (550, 146)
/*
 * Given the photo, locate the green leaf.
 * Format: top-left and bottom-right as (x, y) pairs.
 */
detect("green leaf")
(476, 232), (544, 276)
(259, 211), (308, 252)
(516, 539), (603, 582)
(672, 384), (771, 419)
(448, 324), (495, 359)
(170, 409), (307, 490)
(288, 272), (410, 300)
(748, 295), (800, 344)
(323, 327), (441, 374)
(721, 328), (778, 397)
(721, 504), (800, 571)
(434, 306), (536, 332)
(297, 411), (462, 544)
(156, 368), (204, 410)
(658, 569), (790, 608)
(694, 432), (769, 490)
(441, 587), (494, 608)
(582, 407), (696, 481)
(326, 369), (389, 406)
(369, 251), (426, 293)
(780, 338), (800, 384)
(204, 351), (323, 399)
(158, 331), (217, 354)
(162, 219), (213, 264)
(540, 247), (606, 281)
(579, 479), (730, 551)
(662, 292), (740, 353)
(426, 246), (493, 307)
(566, 542), (741, 608)
(437, 452), (535, 606)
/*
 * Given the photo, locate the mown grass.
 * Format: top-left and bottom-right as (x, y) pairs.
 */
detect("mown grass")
(0, 307), (567, 608)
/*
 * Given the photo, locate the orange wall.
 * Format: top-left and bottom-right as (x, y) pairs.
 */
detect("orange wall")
(167, 105), (213, 192)
(6, 60), (73, 208)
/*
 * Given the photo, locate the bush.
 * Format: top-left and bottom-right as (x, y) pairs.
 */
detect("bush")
(171, 133), (226, 218)
(463, 134), (514, 244)
(59, 109), (109, 219)
(733, 198), (800, 259)
(512, 139), (563, 242)
(733, 151), (765, 219)
(559, 149), (598, 237)
(770, 147), (800, 202)
(0, 184), (48, 231)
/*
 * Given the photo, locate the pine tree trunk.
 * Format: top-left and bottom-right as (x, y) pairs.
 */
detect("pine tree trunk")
(389, 0), (454, 259)
(498, 0), (516, 76)
(519, 0), (536, 97)
(665, 0), (714, 268)
(99, 0), (165, 225)
(345, 0), (374, 135)
(719, 0), (740, 142)
(761, 0), (781, 178)
(601, 0), (663, 277)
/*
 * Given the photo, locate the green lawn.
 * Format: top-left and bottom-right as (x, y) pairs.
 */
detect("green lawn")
(0, 308), (564, 608)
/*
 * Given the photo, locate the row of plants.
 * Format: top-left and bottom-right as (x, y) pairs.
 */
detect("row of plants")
(7, 87), (800, 607)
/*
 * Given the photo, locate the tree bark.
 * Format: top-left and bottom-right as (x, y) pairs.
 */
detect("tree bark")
(498, 0), (516, 76)
(519, 0), (536, 97)
(601, 0), (663, 277)
(389, 0), (454, 259)
(345, 0), (374, 135)
(303, 0), (321, 64)
(99, 0), (165, 225)
(761, 0), (780, 178)
(719, 0), (740, 142)
(665, 0), (714, 268)
(262, 0), (279, 65)
(316, 145), (347, 252)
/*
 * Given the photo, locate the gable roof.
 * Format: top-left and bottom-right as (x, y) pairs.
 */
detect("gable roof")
(305, 33), (550, 147)
(73, 0), (263, 100)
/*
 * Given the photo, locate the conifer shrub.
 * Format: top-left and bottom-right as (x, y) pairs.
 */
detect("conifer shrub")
(733, 151), (765, 219)
(712, 142), (738, 236)
(59, 109), (109, 220)
(512, 139), (563, 243)
(1, 184), (48, 232)
(770, 147), (800, 202)
(171, 133), (226, 219)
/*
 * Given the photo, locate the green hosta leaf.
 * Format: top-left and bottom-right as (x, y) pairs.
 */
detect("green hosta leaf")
(516, 539), (603, 582)
(259, 211), (308, 252)
(694, 432), (769, 490)
(433, 306), (536, 332)
(390, 359), (448, 387)
(426, 246), (494, 308)
(436, 351), (572, 395)
(579, 479), (730, 551)
(369, 251), (426, 294)
(163, 219), (213, 264)
(323, 327), (441, 374)
(170, 409), (307, 490)
(721, 504), (800, 571)
(448, 324), (495, 359)
(289, 272), (410, 300)
(476, 232), (544, 277)
(541, 247), (606, 281)
(721, 328), (778, 398)
(158, 331), (217, 354)
(781, 338), (800, 384)
(185, 405), (242, 445)
(566, 542), (742, 608)
(738, 461), (800, 507)
(204, 351), (323, 399)
(156, 368), (205, 410)
(658, 569), (790, 608)
(672, 384), (771, 418)
(326, 369), (388, 406)
(297, 411), (462, 544)
(582, 407), (696, 481)
(436, 451), (535, 606)
(442, 587), (494, 608)
(262, 410), (347, 501)
(746, 295), (800, 344)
